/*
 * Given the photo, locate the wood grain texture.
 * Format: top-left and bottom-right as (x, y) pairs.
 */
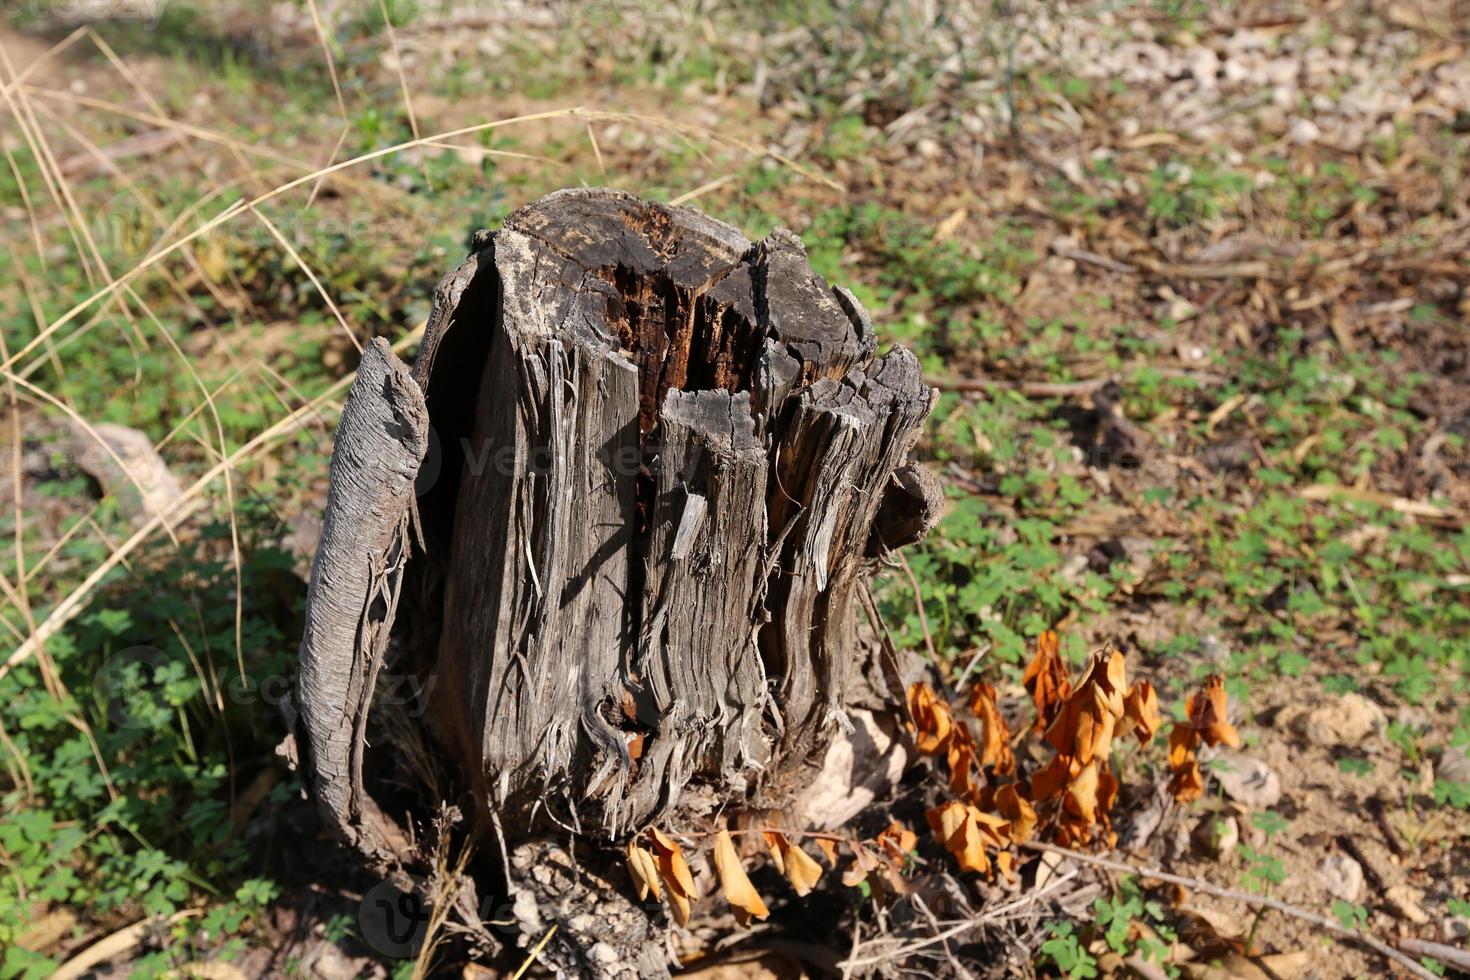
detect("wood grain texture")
(425, 189), (939, 836)
(296, 337), (428, 870)
(296, 189), (941, 870)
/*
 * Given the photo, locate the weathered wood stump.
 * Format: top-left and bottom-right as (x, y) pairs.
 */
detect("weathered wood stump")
(292, 188), (941, 966)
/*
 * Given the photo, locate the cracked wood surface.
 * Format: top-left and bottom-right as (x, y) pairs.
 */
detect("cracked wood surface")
(296, 337), (428, 870)
(296, 189), (941, 870)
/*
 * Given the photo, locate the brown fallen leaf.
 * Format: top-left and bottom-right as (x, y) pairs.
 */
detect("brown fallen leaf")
(1023, 629), (1071, 731)
(934, 207), (968, 242)
(909, 682), (954, 754)
(1123, 680), (1162, 744)
(970, 680), (1017, 775)
(15, 907), (78, 954)
(994, 783), (1037, 842)
(648, 827), (697, 899)
(626, 842), (662, 901)
(762, 831), (822, 896)
(1169, 675), (1240, 802)
(1181, 951), (1312, 980)
(712, 829), (769, 924)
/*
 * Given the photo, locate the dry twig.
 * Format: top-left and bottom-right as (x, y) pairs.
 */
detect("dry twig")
(1019, 841), (1438, 980)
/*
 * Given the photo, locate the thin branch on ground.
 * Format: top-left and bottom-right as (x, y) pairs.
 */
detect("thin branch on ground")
(837, 869), (1081, 970)
(928, 367), (1229, 397)
(1019, 841), (1439, 980)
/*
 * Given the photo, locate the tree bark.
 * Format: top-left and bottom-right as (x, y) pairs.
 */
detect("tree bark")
(292, 187), (940, 928)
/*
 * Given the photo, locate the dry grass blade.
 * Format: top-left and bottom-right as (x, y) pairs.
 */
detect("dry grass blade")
(50, 910), (201, 980)
(0, 108), (644, 372)
(247, 205), (363, 352)
(837, 868), (1081, 969)
(509, 923), (559, 980)
(0, 359), (363, 677)
(668, 173), (737, 205)
(0, 25), (86, 98)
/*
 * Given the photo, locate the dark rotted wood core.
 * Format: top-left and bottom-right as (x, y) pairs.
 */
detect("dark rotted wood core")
(403, 188), (939, 838)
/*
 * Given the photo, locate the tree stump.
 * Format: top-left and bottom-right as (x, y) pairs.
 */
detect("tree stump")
(292, 188), (941, 964)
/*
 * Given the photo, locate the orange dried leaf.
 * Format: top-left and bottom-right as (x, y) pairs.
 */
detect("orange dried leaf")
(1029, 753), (1075, 802)
(1168, 722), (1197, 769)
(1044, 651), (1127, 764)
(994, 783), (1037, 843)
(1195, 675), (1241, 748)
(667, 887), (692, 927)
(1098, 649), (1128, 713)
(781, 841), (824, 897)
(1022, 630), (1071, 731)
(1167, 721), (1204, 802)
(648, 828), (697, 898)
(1098, 767), (1119, 818)
(1169, 755), (1204, 802)
(762, 831), (786, 875)
(712, 829), (769, 923)
(908, 682), (954, 754)
(1123, 681), (1162, 744)
(762, 831), (823, 896)
(926, 801), (995, 875)
(947, 729), (979, 801)
(926, 800), (961, 840)
(815, 836), (840, 866)
(1169, 675), (1239, 803)
(970, 680), (1017, 775)
(875, 821), (917, 861)
(1065, 759), (1101, 825)
(969, 806), (1010, 838)
(626, 842), (662, 902)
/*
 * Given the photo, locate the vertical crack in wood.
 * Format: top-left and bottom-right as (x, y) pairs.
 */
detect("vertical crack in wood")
(424, 190), (938, 835)
(300, 190), (943, 859)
